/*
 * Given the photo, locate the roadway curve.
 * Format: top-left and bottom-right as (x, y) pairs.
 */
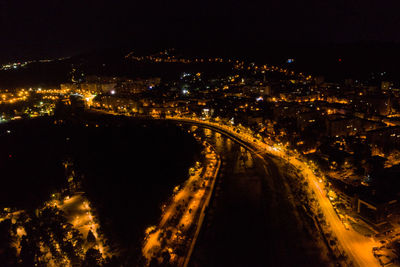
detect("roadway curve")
(89, 111), (378, 266)
(168, 119), (332, 267)
(169, 118), (380, 267)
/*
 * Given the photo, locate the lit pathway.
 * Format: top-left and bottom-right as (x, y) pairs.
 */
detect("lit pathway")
(142, 142), (220, 266)
(56, 194), (109, 256)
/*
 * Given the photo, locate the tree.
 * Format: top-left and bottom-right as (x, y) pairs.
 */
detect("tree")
(0, 220), (17, 266)
(87, 230), (97, 243)
(20, 235), (36, 267)
(83, 248), (103, 267)
(161, 250), (171, 265)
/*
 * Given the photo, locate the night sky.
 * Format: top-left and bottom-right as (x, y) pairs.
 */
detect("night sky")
(1, 0), (400, 61)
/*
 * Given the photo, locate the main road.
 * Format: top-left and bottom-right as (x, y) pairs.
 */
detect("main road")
(89, 110), (379, 266)
(167, 117), (380, 267)
(172, 122), (332, 267)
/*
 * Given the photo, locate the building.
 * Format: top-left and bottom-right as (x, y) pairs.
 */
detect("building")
(242, 85), (272, 96)
(118, 78), (161, 94)
(80, 83), (117, 94)
(367, 126), (400, 152)
(329, 178), (358, 209)
(296, 111), (320, 131)
(60, 83), (117, 95)
(357, 195), (398, 225)
(325, 115), (363, 137)
(329, 177), (400, 226)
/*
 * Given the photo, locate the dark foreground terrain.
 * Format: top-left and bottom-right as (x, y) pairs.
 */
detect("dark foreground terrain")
(0, 114), (201, 265)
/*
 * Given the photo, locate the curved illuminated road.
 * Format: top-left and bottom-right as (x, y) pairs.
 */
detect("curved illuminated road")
(170, 121), (331, 267)
(167, 118), (380, 267)
(90, 110), (379, 266)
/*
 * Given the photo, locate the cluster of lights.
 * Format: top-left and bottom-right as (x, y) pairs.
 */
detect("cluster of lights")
(234, 62), (312, 82)
(35, 88), (70, 94)
(142, 140), (220, 266)
(0, 62), (28, 70)
(0, 90), (30, 104)
(126, 50), (240, 65)
(0, 58), (63, 71)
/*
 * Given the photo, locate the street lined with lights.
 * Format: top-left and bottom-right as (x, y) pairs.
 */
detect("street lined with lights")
(142, 140), (220, 266)
(165, 115), (381, 267)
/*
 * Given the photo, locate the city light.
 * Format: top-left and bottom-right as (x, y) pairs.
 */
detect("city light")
(1, 46), (399, 267)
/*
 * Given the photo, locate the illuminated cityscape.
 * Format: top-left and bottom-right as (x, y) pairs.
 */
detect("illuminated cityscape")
(2, 1), (400, 267)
